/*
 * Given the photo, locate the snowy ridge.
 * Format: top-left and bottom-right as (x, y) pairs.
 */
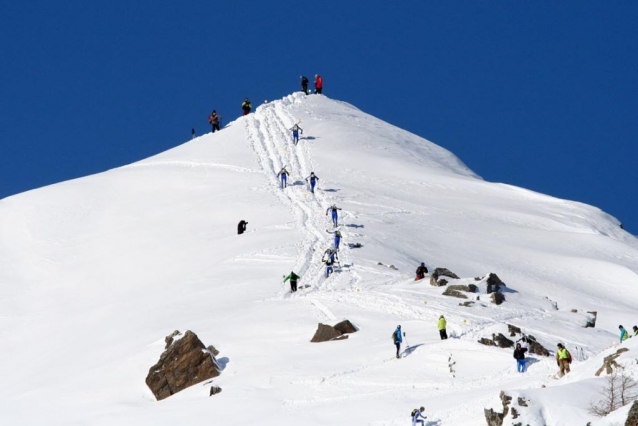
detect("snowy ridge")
(0, 93), (637, 425)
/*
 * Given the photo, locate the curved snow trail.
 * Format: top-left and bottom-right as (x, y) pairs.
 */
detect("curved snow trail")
(245, 97), (361, 297)
(125, 160), (261, 174)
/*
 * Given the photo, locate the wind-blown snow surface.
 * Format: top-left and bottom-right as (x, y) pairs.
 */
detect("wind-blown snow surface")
(1, 93), (637, 425)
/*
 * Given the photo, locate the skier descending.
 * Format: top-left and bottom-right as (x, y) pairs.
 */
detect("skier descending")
(334, 229), (342, 251)
(277, 167), (289, 189)
(300, 76), (309, 94)
(392, 325), (403, 358)
(290, 122), (303, 145)
(326, 204), (342, 227)
(305, 172), (319, 193)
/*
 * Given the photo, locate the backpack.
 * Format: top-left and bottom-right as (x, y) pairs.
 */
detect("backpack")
(566, 350), (572, 363)
(392, 330), (398, 341)
(411, 409), (418, 418)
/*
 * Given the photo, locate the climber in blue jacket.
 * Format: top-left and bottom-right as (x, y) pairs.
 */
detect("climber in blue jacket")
(326, 204), (342, 227)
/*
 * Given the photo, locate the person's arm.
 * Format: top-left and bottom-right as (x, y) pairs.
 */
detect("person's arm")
(283, 274), (291, 283)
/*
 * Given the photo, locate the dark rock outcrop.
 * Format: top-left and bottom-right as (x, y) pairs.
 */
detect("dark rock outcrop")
(484, 391), (512, 426)
(486, 273), (505, 294)
(443, 284), (478, 299)
(209, 386), (222, 396)
(596, 347), (630, 376)
(311, 320), (358, 342)
(165, 330), (181, 349)
(459, 301), (475, 307)
(430, 268), (459, 286)
(491, 293), (506, 305)
(507, 324), (522, 337)
(147, 330), (220, 401)
(626, 399), (638, 426)
(525, 335), (550, 357)
(479, 333), (514, 349)
(586, 311), (598, 328)
(333, 320), (358, 334)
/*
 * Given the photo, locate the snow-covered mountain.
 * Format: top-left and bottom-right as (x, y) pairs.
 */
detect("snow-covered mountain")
(1, 93), (637, 425)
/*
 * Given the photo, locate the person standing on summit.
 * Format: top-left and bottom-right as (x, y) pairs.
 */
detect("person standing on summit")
(301, 76), (309, 94)
(242, 98), (252, 115)
(209, 110), (221, 132)
(314, 74), (323, 94)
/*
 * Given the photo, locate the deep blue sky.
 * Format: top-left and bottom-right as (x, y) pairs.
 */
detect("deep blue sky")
(1, 2), (636, 234)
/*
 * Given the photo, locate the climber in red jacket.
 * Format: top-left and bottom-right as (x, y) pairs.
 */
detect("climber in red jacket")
(314, 74), (323, 94)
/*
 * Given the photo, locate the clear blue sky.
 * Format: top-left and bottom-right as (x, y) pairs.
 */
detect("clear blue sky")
(1, 2), (636, 234)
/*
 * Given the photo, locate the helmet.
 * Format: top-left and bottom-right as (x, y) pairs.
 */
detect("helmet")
(420, 406), (425, 411)
(557, 343), (564, 348)
(619, 325), (624, 329)
(397, 325), (401, 329)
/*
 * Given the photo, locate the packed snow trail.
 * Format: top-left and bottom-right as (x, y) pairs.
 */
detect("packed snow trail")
(245, 96), (361, 296)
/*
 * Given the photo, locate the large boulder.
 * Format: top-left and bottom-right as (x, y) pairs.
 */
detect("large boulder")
(491, 292), (506, 305)
(526, 335), (550, 357)
(146, 330), (220, 401)
(443, 284), (478, 299)
(479, 333), (514, 349)
(311, 323), (346, 342)
(430, 268), (459, 287)
(333, 320), (358, 334)
(626, 399), (638, 426)
(486, 273), (505, 294)
(484, 391), (512, 426)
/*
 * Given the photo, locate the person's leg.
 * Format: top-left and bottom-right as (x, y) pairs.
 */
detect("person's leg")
(443, 330), (448, 339)
(310, 181), (315, 193)
(395, 343), (400, 358)
(522, 358), (527, 372)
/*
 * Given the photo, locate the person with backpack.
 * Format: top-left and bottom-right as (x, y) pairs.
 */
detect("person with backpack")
(513, 343), (526, 373)
(283, 271), (300, 293)
(334, 230), (342, 251)
(415, 262), (428, 281)
(242, 98), (252, 115)
(209, 110), (221, 132)
(300, 76), (309, 94)
(277, 167), (289, 189)
(633, 325), (638, 337)
(411, 407), (427, 426)
(556, 343), (572, 377)
(326, 204), (342, 227)
(191, 128), (196, 139)
(237, 220), (248, 235)
(324, 256), (335, 278)
(314, 74), (323, 94)
(305, 172), (319, 193)
(620, 325), (629, 342)
(290, 122), (303, 145)
(437, 315), (448, 340)
(392, 325), (403, 359)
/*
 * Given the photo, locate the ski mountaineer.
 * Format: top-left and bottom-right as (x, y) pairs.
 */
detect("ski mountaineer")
(415, 262), (428, 281)
(326, 204), (342, 227)
(411, 407), (427, 426)
(325, 256), (335, 278)
(241, 98), (252, 115)
(305, 172), (319, 193)
(290, 122), (303, 145)
(283, 271), (300, 293)
(237, 220), (248, 235)
(513, 343), (526, 373)
(633, 326), (638, 337)
(300, 76), (309, 94)
(619, 325), (629, 342)
(437, 315), (448, 340)
(392, 325), (403, 358)
(191, 128), (195, 139)
(556, 343), (572, 377)
(277, 167), (289, 189)
(314, 74), (323, 94)
(209, 110), (221, 132)
(334, 229), (342, 251)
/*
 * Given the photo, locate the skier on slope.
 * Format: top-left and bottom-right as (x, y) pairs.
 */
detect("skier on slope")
(633, 326), (638, 337)
(392, 325), (403, 359)
(411, 407), (427, 426)
(513, 343), (526, 373)
(242, 98), (252, 115)
(305, 172), (319, 193)
(326, 204), (342, 227)
(437, 315), (448, 340)
(324, 256), (335, 278)
(290, 122), (303, 145)
(619, 325), (629, 342)
(415, 262), (428, 281)
(334, 229), (342, 251)
(314, 74), (323, 94)
(209, 110), (221, 132)
(277, 167), (289, 189)
(300, 76), (309, 94)
(237, 220), (248, 235)
(556, 343), (572, 377)
(283, 271), (301, 293)
(191, 128), (196, 139)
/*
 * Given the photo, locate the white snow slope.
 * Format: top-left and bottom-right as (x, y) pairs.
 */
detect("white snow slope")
(1, 93), (637, 426)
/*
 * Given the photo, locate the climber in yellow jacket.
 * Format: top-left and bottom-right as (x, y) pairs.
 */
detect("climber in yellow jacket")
(556, 343), (572, 377)
(437, 315), (448, 340)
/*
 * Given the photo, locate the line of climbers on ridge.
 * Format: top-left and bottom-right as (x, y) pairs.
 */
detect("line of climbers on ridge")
(191, 75), (324, 138)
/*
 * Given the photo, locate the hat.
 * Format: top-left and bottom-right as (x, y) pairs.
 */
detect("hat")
(619, 325), (624, 329)
(557, 343), (564, 348)
(397, 325), (401, 329)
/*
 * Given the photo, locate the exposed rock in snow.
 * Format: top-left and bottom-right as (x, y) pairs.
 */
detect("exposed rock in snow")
(430, 268), (459, 286)
(146, 330), (220, 401)
(333, 320), (358, 334)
